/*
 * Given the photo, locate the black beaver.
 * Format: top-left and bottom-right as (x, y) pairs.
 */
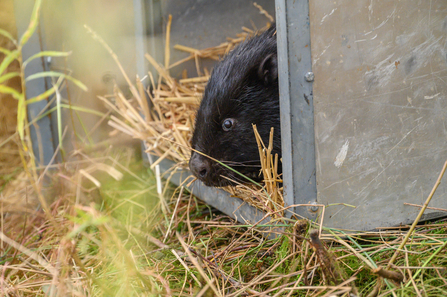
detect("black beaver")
(189, 25), (280, 187)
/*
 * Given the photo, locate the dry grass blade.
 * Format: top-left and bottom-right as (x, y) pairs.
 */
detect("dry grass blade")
(373, 267), (404, 284)
(176, 232), (222, 297)
(253, 125), (283, 213)
(253, 2), (274, 22)
(171, 248), (201, 285)
(165, 14), (172, 70)
(309, 231), (346, 286)
(0, 231), (58, 276)
(387, 160), (447, 268)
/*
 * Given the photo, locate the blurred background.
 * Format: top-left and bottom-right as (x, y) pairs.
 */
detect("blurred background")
(0, 0), (274, 168)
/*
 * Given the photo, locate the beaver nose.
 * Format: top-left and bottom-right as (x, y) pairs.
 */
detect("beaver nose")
(189, 152), (210, 180)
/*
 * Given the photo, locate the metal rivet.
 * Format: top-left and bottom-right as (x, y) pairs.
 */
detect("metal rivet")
(308, 202), (319, 213)
(305, 72), (314, 82)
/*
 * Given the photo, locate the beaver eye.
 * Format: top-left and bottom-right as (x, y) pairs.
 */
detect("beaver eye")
(222, 118), (234, 131)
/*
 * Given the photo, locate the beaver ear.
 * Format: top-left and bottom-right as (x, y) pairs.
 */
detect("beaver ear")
(258, 53), (278, 85)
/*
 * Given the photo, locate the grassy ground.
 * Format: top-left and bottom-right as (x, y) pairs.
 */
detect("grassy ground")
(1, 1), (446, 295)
(1, 150), (446, 296)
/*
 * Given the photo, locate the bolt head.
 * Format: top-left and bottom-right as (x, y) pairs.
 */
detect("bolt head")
(310, 205), (319, 212)
(305, 72), (314, 82)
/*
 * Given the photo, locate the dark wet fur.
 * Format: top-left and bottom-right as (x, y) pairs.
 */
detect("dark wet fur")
(190, 25), (280, 187)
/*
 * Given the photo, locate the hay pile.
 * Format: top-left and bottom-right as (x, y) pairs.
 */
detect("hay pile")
(99, 18), (284, 214)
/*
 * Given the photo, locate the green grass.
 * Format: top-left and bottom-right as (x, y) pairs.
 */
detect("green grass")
(0, 149), (446, 296)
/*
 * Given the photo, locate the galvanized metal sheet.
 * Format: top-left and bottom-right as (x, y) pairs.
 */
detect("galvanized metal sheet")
(309, 0), (447, 230)
(276, 0), (318, 219)
(165, 0), (276, 78)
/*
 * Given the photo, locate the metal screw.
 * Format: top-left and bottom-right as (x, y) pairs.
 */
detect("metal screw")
(310, 205), (319, 212)
(305, 72), (314, 82)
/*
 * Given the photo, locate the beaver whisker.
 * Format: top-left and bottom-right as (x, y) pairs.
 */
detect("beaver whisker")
(218, 163), (261, 168)
(220, 160), (262, 165)
(220, 173), (246, 186)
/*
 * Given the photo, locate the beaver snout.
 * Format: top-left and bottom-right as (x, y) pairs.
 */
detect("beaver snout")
(189, 152), (211, 181)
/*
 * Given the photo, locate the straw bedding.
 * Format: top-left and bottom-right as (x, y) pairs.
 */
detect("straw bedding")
(103, 20), (284, 215)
